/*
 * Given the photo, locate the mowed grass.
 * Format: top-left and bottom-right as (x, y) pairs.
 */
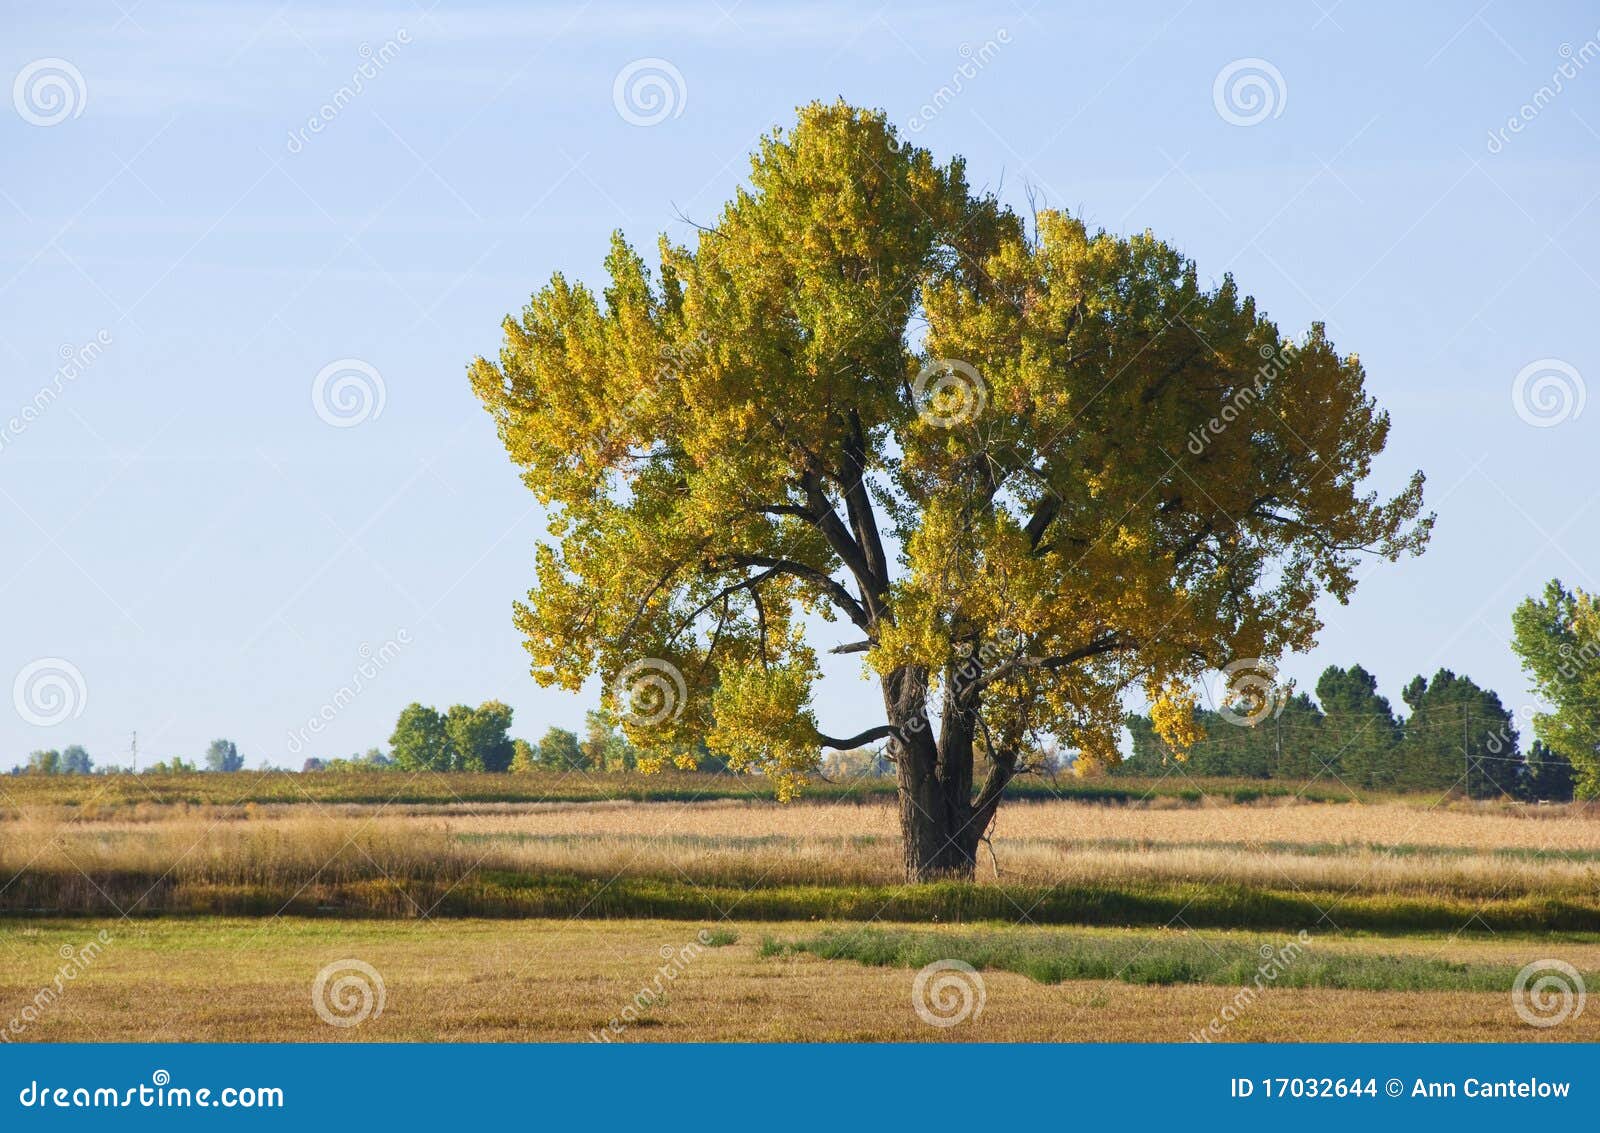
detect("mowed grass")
(5, 783), (1598, 1042)
(3, 918), (1598, 1043)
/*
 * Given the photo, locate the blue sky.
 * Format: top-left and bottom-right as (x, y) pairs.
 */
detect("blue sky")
(3, 1), (1598, 769)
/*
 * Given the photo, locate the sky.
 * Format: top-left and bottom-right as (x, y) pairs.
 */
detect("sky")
(3, 1), (1598, 770)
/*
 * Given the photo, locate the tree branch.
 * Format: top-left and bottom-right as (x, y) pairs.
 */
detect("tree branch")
(674, 567), (781, 635)
(817, 724), (901, 750)
(800, 470), (887, 622)
(977, 632), (1129, 690)
(838, 409), (892, 591)
(725, 553), (872, 630)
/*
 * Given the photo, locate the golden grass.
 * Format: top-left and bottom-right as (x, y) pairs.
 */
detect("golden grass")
(6, 792), (1597, 1041)
(5, 797), (1600, 907)
(1, 918), (1595, 1043)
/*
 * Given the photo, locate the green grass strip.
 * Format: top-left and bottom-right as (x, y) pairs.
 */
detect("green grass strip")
(8, 871), (1600, 934)
(761, 927), (1588, 991)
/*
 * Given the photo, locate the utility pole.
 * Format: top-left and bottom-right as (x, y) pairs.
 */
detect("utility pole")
(1462, 705), (1470, 799)
(131, 730), (138, 774)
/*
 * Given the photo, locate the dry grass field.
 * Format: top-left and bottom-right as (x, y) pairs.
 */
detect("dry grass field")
(4, 794), (1599, 911)
(3, 779), (1598, 1041)
(2, 918), (1597, 1043)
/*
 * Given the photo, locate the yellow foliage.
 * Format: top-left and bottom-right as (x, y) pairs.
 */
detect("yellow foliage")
(468, 100), (1431, 809)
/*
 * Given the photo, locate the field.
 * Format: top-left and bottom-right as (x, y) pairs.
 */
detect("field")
(2, 772), (1597, 1042)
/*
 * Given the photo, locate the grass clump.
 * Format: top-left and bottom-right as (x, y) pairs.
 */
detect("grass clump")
(763, 927), (1580, 992)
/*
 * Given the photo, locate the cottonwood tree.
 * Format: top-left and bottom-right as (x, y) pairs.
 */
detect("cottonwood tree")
(1512, 579), (1600, 797)
(390, 701), (517, 771)
(536, 726), (585, 770)
(470, 102), (1431, 880)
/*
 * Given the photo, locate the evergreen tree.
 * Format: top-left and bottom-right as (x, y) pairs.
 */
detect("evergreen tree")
(1314, 665), (1401, 788)
(1522, 740), (1576, 802)
(1397, 670), (1518, 796)
(1120, 713), (1177, 774)
(1263, 692), (1326, 779)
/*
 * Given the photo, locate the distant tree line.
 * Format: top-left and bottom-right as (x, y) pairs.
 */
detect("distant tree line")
(11, 737), (248, 776)
(19, 573), (1597, 800)
(1119, 664), (1575, 801)
(296, 702), (735, 775)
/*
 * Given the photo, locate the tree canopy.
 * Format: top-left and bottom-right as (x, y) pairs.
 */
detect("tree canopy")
(1512, 579), (1600, 797)
(205, 738), (245, 772)
(470, 101), (1432, 879)
(1123, 662), (1548, 799)
(1315, 664), (1401, 788)
(389, 700), (516, 772)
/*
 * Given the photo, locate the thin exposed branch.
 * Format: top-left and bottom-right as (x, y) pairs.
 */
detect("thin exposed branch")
(829, 639), (875, 655)
(817, 724), (901, 750)
(976, 632), (1129, 690)
(724, 553), (871, 630)
(674, 566), (781, 635)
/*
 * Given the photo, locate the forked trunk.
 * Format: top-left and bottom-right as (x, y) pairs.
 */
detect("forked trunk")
(898, 781), (981, 881)
(885, 667), (989, 882)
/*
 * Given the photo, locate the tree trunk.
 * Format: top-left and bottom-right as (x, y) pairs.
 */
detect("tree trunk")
(897, 781), (982, 881)
(884, 666), (984, 882)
